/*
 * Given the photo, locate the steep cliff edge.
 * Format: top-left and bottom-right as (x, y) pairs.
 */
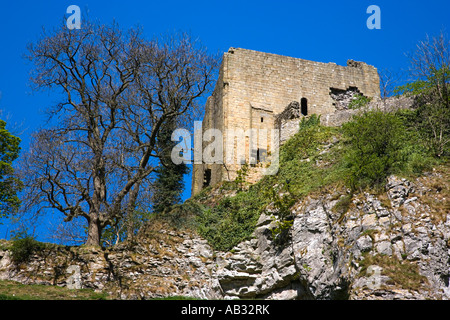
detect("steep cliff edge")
(213, 168), (450, 299)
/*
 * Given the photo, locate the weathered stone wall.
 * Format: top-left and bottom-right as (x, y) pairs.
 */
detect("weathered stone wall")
(193, 48), (380, 195)
(321, 94), (416, 127)
(223, 48), (379, 119)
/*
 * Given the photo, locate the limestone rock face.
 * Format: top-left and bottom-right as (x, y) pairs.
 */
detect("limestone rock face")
(212, 172), (450, 300)
(0, 173), (449, 300)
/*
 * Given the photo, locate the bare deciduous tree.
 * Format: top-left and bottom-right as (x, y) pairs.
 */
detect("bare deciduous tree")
(403, 30), (450, 157)
(408, 31), (450, 108)
(379, 68), (403, 99)
(20, 20), (219, 246)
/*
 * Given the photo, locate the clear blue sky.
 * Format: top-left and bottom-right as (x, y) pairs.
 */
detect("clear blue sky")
(0, 0), (449, 241)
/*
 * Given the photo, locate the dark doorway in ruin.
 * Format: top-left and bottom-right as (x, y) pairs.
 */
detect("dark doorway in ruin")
(203, 169), (211, 188)
(301, 98), (308, 116)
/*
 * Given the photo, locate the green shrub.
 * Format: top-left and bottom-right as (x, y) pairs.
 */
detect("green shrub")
(278, 116), (343, 197)
(270, 219), (293, 244)
(196, 186), (264, 251)
(264, 182), (296, 244)
(298, 114), (321, 130)
(332, 193), (353, 215)
(234, 163), (249, 191)
(394, 108), (439, 175)
(157, 199), (206, 230)
(10, 236), (46, 264)
(348, 94), (372, 110)
(342, 111), (408, 190)
(341, 109), (441, 191)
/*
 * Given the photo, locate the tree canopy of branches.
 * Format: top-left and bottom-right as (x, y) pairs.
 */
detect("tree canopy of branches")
(21, 20), (219, 246)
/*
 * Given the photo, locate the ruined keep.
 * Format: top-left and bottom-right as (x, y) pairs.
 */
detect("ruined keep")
(192, 48), (380, 195)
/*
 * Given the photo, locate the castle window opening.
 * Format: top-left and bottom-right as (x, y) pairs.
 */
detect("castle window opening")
(203, 169), (211, 188)
(301, 98), (308, 116)
(261, 117), (264, 123)
(257, 148), (267, 163)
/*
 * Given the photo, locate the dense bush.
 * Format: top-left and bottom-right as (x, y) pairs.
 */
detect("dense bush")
(277, 115), (344, 197)
(196, 185), (264, 251)
(342, 111), (406, 189)
(348, 94), (372, 110)
(342, 110), (438, 190)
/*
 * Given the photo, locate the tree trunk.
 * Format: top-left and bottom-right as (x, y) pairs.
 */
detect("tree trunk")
(86, 218), (102, 246)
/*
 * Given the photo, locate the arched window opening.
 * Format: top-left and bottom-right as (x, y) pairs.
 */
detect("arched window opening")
(203, 169), (211, 188)
(301, 98), (308, 116)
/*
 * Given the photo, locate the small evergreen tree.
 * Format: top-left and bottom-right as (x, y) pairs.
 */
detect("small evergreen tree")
(152, 119), (189, 214)
(0, 119), (22, 219)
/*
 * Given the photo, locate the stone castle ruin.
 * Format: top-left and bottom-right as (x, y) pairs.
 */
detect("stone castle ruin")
(192, 48), (380, 195)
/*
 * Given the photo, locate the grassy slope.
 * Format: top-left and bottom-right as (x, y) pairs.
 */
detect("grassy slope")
(0, 279), (109, 300)
(0, 279), (200, 300)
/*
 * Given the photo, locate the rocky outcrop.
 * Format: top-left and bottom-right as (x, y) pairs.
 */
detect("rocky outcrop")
(213, 171), (450, 300)
(0, 171), (449, 300)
